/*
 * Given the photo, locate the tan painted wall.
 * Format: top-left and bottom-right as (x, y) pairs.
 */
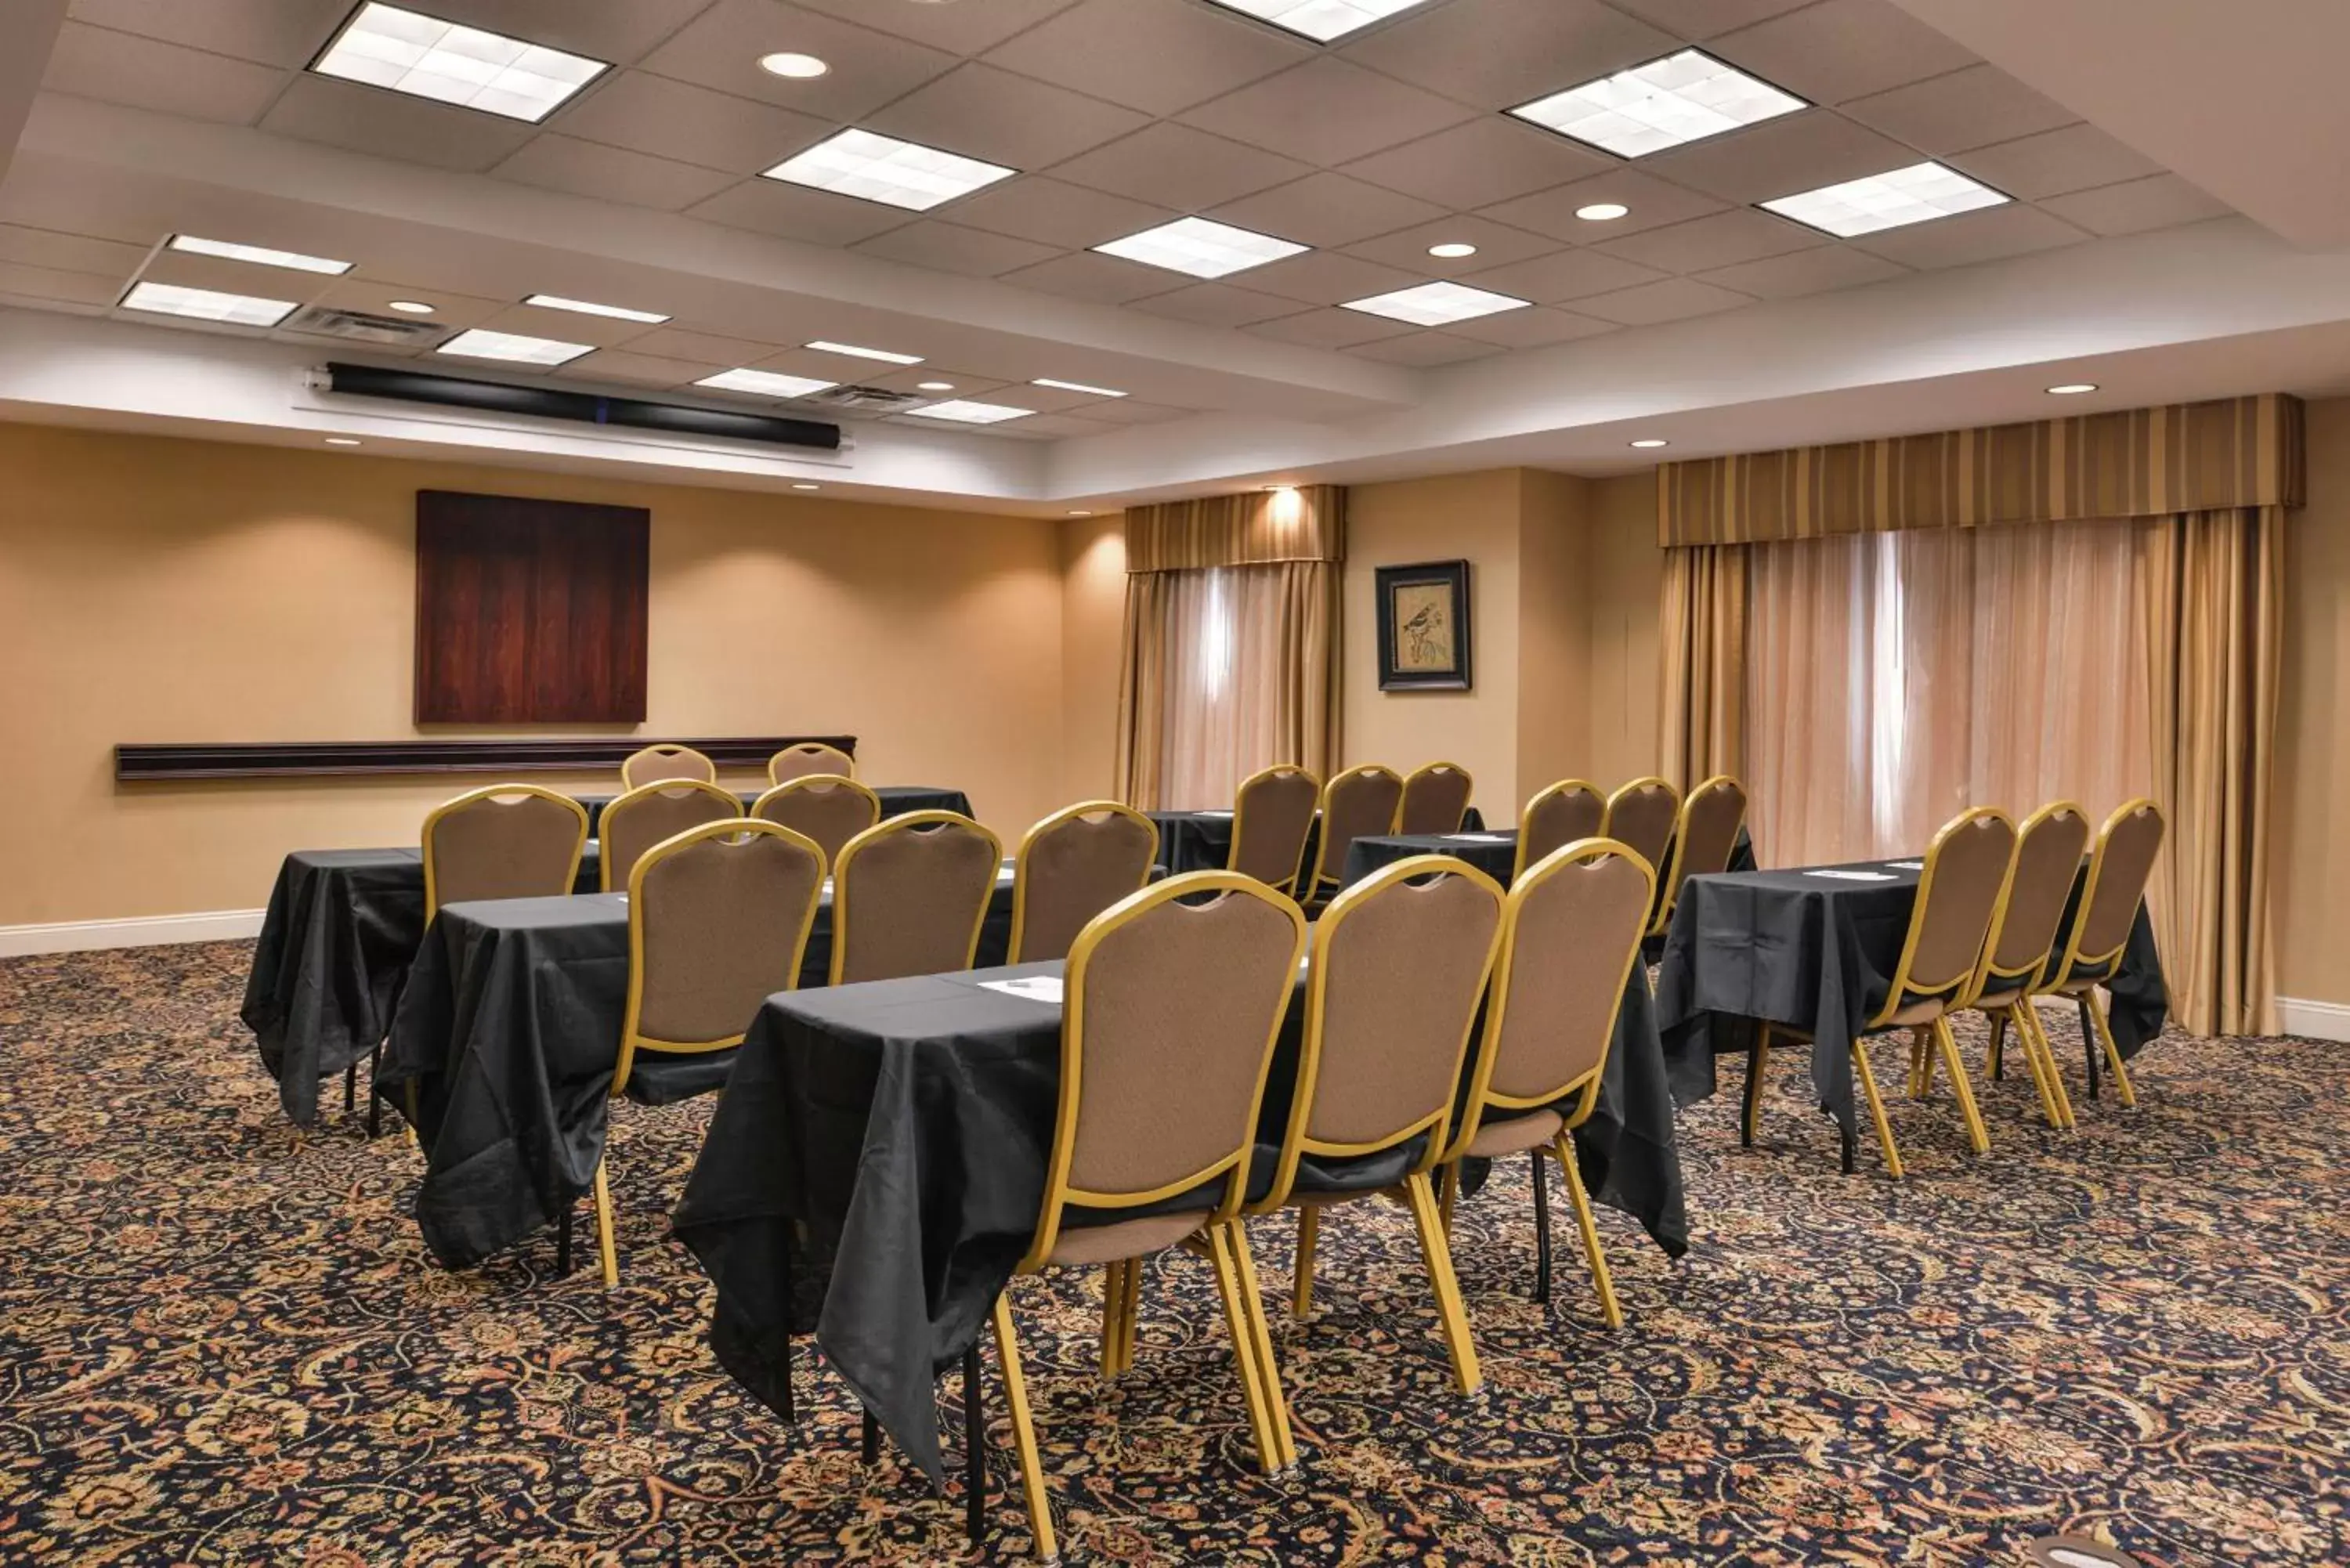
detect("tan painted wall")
(1515, 468), (1593, 812)
(1586, 472), (1665, 789)
(1056, 512), (1126, 804)
(2273, 396), (2350, 1008)
(0, 422), (1065, 927)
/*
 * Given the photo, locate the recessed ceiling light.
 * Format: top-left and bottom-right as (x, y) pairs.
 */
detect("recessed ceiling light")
(916, 381), (956, 392)
(120, 280), (298, 327)
(2047, 382), (2099, 396)
(522, 294), (670, 323)
(1761, 161), (2008, 237)
(1341, 280), (1529, 327)
(791, 482), (822, 490)
(1576, 203), (1630, 222)
(807, 340), (924, 365)
(168, 235), (352, 275)
(1202, 0), (1441, 42)
(1094, 216), (1307, 280)
(387, 299), (436, 314)
(906, 399), (1033, 425)
(764, 128), (1015, 211)
(435, 327), (594, 366)
(1032, 378), (1126, 399)
(310, 2), (608, 123)
(758, 52), (829, 79)
(324, 437), (363, 446)
(1513, 49), (1805, 159)
(1427, 242), (1479, 259)
(696, 369), (837, 398)
(1630, 438), (1669, 448)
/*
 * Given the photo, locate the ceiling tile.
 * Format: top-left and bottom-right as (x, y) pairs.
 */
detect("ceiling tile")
(1641, 110), (1920, 205)
(307, 276), (507, 327)
(685, 181), (916, 247)
(1245, 307), (1415, 349)
(0, 224), (147, 278)
(1208, 173), (1444, 250)
(1694, 243), (1910, 298)
(627, 325), (793, 363)
(1344, 216), (1561, 275)
(2038, 174), (2234, 238)
(638, 0), (959, 121)
(401, 0), (717, 65)
(852, 220), (1064, 277)
(1049, 123), (1313, 211)
(1950, 123), (2171, 201)
(1345, 331), (1506, 367)
(1573, 276), (1752, 324)
(794, 0), (1082, 52)
(42, 23), (291, 126)
(1443, 305), (1617, 347)
(1128, 282), (1309, 328)
(1597, 0), (1817, 40)
(750, 345), (890, 380)
(258, 76), (539, 172)
(1849, 203), (2088, 269)
(866, 63), (1149, 172)
(1478, 169), (1727, 241)
(1180, 57), (1477, 167)
(567, 349), (725, 386)
(1838, 64), (2079, 157)
(1000, 251), (1188, 305)
(946, 177), (1179, 251)
(852, 365), (1011, 397)
(1595, 207), (1823, 273)
(494, 136), (739, 211)
(1341, 0), (1672, 110)
(63, 0), (349, 67)
(983, 0), (1314, 117)
(556, 71), (830, 175)
(1458, 247), (1668, 302)
(1000, 411), (1124, 439)
(471, 302), (656, 347)
(1080, 399), (1194, 425)
(1240, 250), (1424, 305)
(1342, 117), (1614, 209)
(1003, 382), (1130, 413)
(1708, 0), (1979, 106)
(0, 261), (122, 308)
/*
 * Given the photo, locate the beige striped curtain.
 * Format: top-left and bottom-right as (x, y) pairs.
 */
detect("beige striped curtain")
(1658, 544), (1748, 794)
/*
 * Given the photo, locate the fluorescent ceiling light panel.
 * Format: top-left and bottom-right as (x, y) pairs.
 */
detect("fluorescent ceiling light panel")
(696, 369), (837, 398)
(1761, 161), (2008, 237)
(311, 3), (607, 122)
(1513, 49), (1804, 158)
(1340, 280), (1529, 327)
(1093, 217), (1306, 280)
(807, 341), (923, 365)
(168, 235), (352, 274)
(906, 399), (1033, 425)
(435, 327), (594, 365)
(120, 280), (298, 327)
(1203, 0), (1441, 42)
(764, 128), (1014, 211)
(1032, 378), (1126, 398)
(522, 294), (669, 323)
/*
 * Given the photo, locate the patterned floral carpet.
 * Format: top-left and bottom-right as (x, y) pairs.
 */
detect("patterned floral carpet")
(2, 941), (2344, 1566)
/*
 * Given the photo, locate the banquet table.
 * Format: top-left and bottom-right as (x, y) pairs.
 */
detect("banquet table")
(1340, 826), (1757, 892)
(1652, 858), (2166, 1169)
(671, 948), (1686, 1486)
(240, 786), (971, 1125)
(376, 862), (1017, 1272)
(1148, 806), (1486, 879)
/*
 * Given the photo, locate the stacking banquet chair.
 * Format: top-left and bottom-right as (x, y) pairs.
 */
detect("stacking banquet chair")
(1650, 775), (1748, 937)
(769, 741), (856, 786)
(1227, 763), (1320, 895)
(593, 819), (824, 1286)
(621, 742), (718, 790)
(1601, 776), (1681, 879)
(828, 811), (1004, 985)
(1303, 763), (1406, 902)
(2033, 798), (2166, 1111)
(1007, 800), (1159, 963)
(1953, 801), (2094, 1131)
(1511, 779), (1606, 885)
(993, 872), (1309, 1560)
(1439, 838), (1654, 1328)
(598, 779), (740, 892)
(1739, 807), (2019, 1177)
(1244, 856), (1503, 1395)
(751, 775), (880, 872)
(1397, 761), (1476, 836)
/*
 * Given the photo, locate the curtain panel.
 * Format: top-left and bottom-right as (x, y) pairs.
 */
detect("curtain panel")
(1122, 484), (1346, 572)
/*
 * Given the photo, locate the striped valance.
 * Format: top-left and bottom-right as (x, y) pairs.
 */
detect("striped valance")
(1658, 393), (2305, 547)
(1124, 485), (1344, 573)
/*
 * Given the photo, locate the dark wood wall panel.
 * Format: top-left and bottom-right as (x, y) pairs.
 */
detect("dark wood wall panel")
(114, 737), (857, 782)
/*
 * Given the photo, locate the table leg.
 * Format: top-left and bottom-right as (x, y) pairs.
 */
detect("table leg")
(2081, 998), (2101, 1099)
(964, 1342), (986, 1546)
(861, 1408), (880, 1465)
(1530, 1149), (1552, 1305)
(555, 1205), (572, 1277)
(366, 1046), (382, 1137)
(344, 1061), (356, 1115)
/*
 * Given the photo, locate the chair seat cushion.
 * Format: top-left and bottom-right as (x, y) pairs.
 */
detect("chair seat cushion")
(1465, 1107), (1564, 1158)
(1284, 1134), (1430, 1201)
(624, 1046), (737, 1105)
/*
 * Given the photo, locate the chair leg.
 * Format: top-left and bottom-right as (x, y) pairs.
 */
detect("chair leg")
(1403, 1171), (1482, 1394)
(1099, 1261), (1128, 1378)
(990, 1295), (1058, 1563)
(1438, 1162), (1459, 1236)
(1530, 1148), (1553, 1305)
(964, 1342), (986, 1547)
(861, 1408), (880, 1465)
(367, 1046), (383, 1137)
(2088, 992), (2138, 1109)
(2080, 998), (2102, 1100)
(1987, 1012), (2007, 1082)
(1118, 1254), (1142, 1374)
(1911, 1028), (1937, 1101)
(2024, 1003), (2077, 1129)
(1934, 1017), (1991, 1154)
(345, 1060), (357, 1115)
(1291, 1206), (1318, 1321)
(1553, 1134), (1623, 1330)
(2008, 1003), (2063, 1129)
(1849, 1039), (1906, 1180)
(1204, 1225), (1283, 1476)
(1224, 1223), (1296, 1470)
(591, 1159), (619, 1289)
(1741, 1026), (1771, 1147)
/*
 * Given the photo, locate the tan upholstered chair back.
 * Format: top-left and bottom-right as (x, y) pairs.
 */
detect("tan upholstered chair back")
(830, 811), (1004, 985)
(751, 776), (880, 871)
(598, 780), (740, 893)
(624, 822), (824, 1068)
(1981, 803), (2092, 982)
(768, 742), (856, 786)
(1397, 762), (1475, 836)
(1602, 777), (1681, 876)
(1228, 764), (1319, 892)
(2075, 800), (2164, 964)
(1311, 764), (1405, 887)
(1895, 808), (2019, 999)
(622, 744), (717, 790)
(421, 785), (589, 918)
(1655, 775), (1748, 931)
(1010, 802), (1159, 963)
(1474, 840), (1654, 1107)
(1515, 779), (1605, 882)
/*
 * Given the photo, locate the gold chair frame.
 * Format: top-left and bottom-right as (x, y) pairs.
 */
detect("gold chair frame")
(1649, 774), (1748, 938)
(418, 783), (589, 921)
(749, 775), (882, 873)
(1956, 800), (2092, 1133)
(826, 810), (1005, 988)
(1510, 779), (1606, 886)
(597, 779), (742, 893)
(1398, 760), (1476, 836)
(1600, 775), (1681, 876)
(768, 742), (857, 786)
(2031, 797), (2166, 1113)
(620, 742), (718, 790)
(1227, 762), (1321, 896)
(1305, 762), (1405, 892)
(1005, 800), (1159, 965)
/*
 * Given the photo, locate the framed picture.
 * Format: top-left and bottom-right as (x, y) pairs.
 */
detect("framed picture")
(1375, 559), (1473, 692)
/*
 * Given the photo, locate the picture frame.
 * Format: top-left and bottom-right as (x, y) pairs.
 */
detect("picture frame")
(1375, 559), (1473, 692)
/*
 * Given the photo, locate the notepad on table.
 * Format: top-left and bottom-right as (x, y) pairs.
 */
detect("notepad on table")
(1445, 833), (1513, 844)
(1805, 869), (1897, 882)
(982, 976), (1065, 1005)
(1887, 860), (1925, 870)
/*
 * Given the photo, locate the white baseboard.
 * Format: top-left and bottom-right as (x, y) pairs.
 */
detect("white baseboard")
(0, 909), (266, 957)
(2276, 995), (2350, 1042)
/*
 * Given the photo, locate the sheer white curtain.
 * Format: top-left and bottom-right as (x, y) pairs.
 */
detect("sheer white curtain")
(1153, 565), (1303, 810)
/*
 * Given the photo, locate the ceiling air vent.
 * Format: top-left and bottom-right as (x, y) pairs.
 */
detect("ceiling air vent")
(804, 384), (924, 414)
(285, 306), (446, 345)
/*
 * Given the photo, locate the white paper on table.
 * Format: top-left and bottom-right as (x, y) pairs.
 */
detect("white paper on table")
(1191, 809), (1235, 818)
(1444, 833), (1513, 844)
(1887, 860), (1925, 870)
(1805, 869), (1898, 882)
(981, 976), (1065, 1005)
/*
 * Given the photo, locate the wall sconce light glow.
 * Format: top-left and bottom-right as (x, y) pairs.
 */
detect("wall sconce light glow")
(387, 299), (436, 314)
(791, 482), (821, 490)
(1576, 202), (1630, 221)
(2046, 382), (2099, 395)
(324, 437), (363, 446)
(1629, 438), (1669, 448)
(758, 52), (829, 78)
(1427, 242), (1479, 258)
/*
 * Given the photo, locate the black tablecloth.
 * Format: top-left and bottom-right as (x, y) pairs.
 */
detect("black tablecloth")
(1340, 826), (1758, 895)
(1150, 806), (1485, 877)
(240, 786), (971, 1125)
(672, 948), (1684, 1486)
(1652, 859), (2167, 1147)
